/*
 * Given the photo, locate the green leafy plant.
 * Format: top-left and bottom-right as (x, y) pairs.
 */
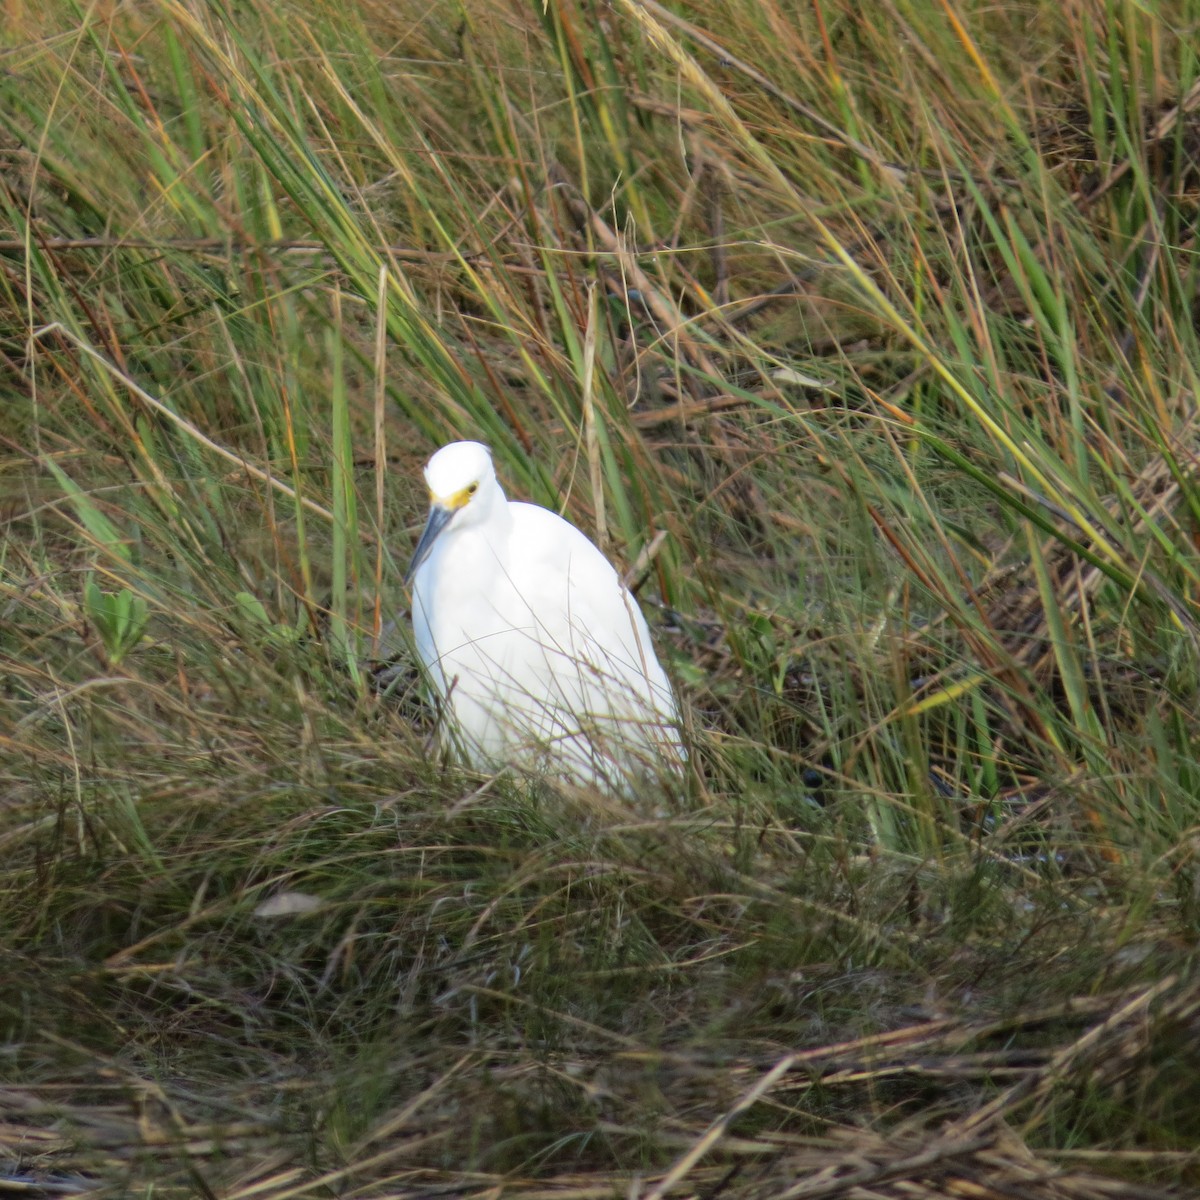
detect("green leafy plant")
(82, 574), (149, 665)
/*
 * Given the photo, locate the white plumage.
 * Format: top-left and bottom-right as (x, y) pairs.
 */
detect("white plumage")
(407, 441), (683, 790)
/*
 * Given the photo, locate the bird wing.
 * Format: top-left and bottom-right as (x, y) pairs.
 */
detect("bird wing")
(507, 503), (678, 723)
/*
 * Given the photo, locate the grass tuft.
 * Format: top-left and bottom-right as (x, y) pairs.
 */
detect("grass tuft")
(4, 0), (1200, 1194)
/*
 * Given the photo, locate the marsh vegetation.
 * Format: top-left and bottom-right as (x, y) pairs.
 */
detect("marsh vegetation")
(2, 0), (1200, 1195)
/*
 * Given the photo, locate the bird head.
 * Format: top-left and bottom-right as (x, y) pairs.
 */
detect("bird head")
(405, 441), (504, 583)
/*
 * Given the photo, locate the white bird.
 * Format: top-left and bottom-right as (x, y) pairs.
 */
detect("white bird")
(406, 441), (684, 791)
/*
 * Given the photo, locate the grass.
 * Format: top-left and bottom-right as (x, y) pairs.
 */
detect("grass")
(3, 0), (1200, 1195)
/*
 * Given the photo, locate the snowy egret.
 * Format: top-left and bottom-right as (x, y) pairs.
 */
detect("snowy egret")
(406, 441), (683, 791)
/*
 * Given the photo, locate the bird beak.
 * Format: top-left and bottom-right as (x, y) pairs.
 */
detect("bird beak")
(405, 503), (454, 585)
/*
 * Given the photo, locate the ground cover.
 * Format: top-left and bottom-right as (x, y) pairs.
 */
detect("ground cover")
(3, 0), (1200, 1195)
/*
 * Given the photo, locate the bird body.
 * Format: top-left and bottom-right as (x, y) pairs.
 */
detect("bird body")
(408, 441), (682, 790)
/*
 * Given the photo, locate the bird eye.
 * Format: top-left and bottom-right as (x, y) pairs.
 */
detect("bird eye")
(467, 483), (478, 495)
